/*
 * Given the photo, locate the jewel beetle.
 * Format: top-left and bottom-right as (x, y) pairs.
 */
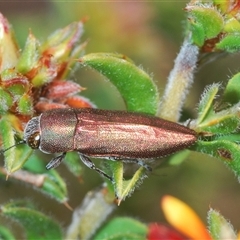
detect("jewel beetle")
(21, 108), (197, 181)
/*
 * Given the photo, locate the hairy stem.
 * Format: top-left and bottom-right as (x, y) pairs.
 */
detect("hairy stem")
(0, 167), (45, 187)
(158, 37), (199, 122)
(66, 185), (116, 240)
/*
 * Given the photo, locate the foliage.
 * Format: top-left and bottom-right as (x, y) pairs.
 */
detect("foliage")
(1, 0), (240, 239)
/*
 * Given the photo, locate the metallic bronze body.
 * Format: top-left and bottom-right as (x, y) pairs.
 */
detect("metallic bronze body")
(23, 108), (197, 180)
(38, 108), (197, 159)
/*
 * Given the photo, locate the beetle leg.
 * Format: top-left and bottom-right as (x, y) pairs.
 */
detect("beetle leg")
(46, 152), (66, 170)
(78, 153), (113, 182)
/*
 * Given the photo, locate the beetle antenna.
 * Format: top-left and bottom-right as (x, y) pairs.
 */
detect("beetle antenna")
(0, 140), (26, 154)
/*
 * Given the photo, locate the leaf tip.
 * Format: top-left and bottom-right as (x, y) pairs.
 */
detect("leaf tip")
(63, 201), (73, 211)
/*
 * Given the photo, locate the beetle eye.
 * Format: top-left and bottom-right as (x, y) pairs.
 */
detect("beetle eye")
(27, 132), (40, 149)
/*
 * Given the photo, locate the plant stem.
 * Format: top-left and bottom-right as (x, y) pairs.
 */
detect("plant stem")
(66, 185), (116, 240)
(158, 37), (199, 122)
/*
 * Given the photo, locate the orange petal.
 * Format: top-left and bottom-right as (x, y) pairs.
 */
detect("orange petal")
(161, 195), (212, 240)
(237, 231), (240, 240)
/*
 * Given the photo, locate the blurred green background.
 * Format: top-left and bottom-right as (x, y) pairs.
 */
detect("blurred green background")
(1, 0), (240, 235)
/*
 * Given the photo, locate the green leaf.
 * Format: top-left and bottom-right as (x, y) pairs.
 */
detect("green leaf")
(1, 153), (69, 204)
(187, 6), (224, 46)
(23, 153), (46, 173)
(0, 225), (16, 240)
(0, 88), (13, 114)
(1, 155), (68, 203)
(93, 217), (148, 240)
(168, 150), (191, 166)
(0, 115), (33, 174)
(6, 82), (27, 102)
(1, 201), (62, 240)
(195, 83), (240, 135)
(216, 33), (240, 53)
(188, 19), (205, 46)
(223, 72), (240, 105)
(194, 7), (223, 39)
(17, 93), (33, 115)
(64, 151), (83, 177)
(81, 53), (159, 115)
(195, 84), (240, 134)
(109, 161), (147, 203)
(195, 139), (240, 176)
(16, 32), (39, 74)
(24, 155), (69, 203)
(196, 110), (240, 135)
(5, 166), (68, 203)
(208, 209), (236, 239)
(197, 83), (220, 125)
(223, 18), (240, 33)
(42, 169), (68, 203)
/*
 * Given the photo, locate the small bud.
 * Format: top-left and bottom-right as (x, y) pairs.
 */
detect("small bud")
(40, 22), (84, 62)
(2, 76), (29, 102)
(16, 32), (39, 74)
(35, 101), (67, 112)
(44, 80), (84, 99)
(186, 5), (224, 47)
(64, 96), (96, 108)
(0, 87), (13, 113)
(0, 13), (19, 72)
(18, 93), (33, 115)
(208, 209), (237, 239)
(31, 56), (57, 87)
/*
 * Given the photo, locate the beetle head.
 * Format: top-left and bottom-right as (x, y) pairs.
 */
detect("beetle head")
(23, 116), (41, 149)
